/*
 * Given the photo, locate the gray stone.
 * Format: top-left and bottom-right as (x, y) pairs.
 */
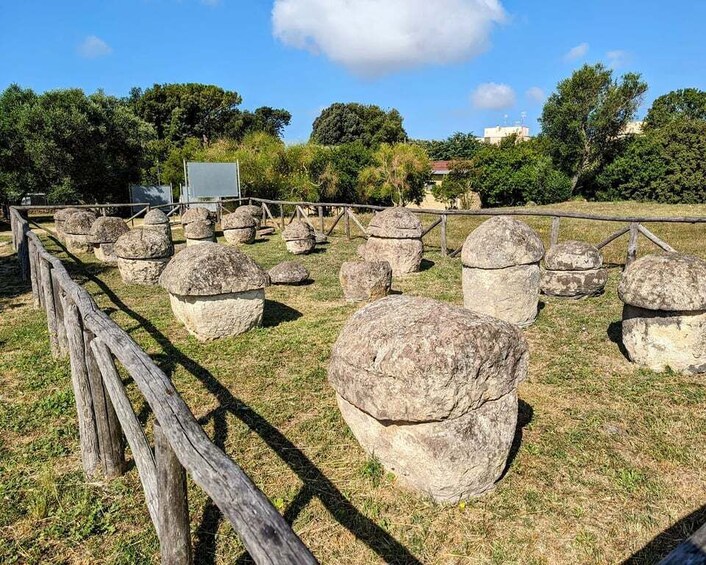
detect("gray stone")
(184, 219), (215, 245)
(144, 209), (172, 240)
(461, 216), (544, 269)
(544, 241), (602, 271)
(117, 257), (170, 285)
(367, 208), (423, 239)
(115, 229), (173, 285)
(222, 212), (256, 244)
(339, 261), (392, 302)
(314, 231), (328, 244)
(268, 261), (309, 285)
(282, 220), (315, 255)
(181, 207), (210, 225)
(362, 208), (423, 276)
(63, 211), (98, 254)
(236, 205), (263, 228)
(541, 269), (608, 298)
(89, 217), (129, 263)
(54, 207), (81, 242)
(328, 295), (528, 502)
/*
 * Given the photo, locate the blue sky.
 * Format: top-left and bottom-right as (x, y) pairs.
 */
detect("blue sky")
(2, 0), (704, 143)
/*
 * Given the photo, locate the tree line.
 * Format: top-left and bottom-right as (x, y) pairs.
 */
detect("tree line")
(2, 67), (706, 208)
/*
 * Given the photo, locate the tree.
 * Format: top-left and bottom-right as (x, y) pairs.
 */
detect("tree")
(310, 103), (407, 147)
(596, 119), (706, 203)
(539, 64), (647, 194)
(358, 143), (430, 206)
(644, 88), (706, 130)
(413, 132), (481, 160)
(327, 142), (375, 203)
(432, 159), (477, 208)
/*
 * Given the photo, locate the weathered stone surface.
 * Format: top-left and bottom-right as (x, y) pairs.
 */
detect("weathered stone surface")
(544, 241), (602, 271)
(461, 216), (544, 269)
(159, 242), (267, 296)
(329, 295), (528, 422)
(282, 220), (315, 254)
(462, 264), (540, 327)
(328, 295), (527, 502)
(339, 261), (392, 302)
(144, 208), (169, 225)
(268, 261), (309, 285)
(337, 392), (518, 502)
(222, 212), (256, 230)
(64, 211), (97, 236)
(236, 205), (263, 228)
(54, 207), (81, 241)
(65, 234), (93, 254)
(168, 289), (265, 341)
(184, 219), (215, 243)
(362, 237), (423, 276)
(117, 257), (170, 285)
(541, 268), (607, 298)
(619, 253), (706, 311)
(94, 243), (119, 264)
(181, 207), (211, 225)
(115, 229), (173, 260)
(622, 305), (706, 374)
(89, 216), (129, 244)
(314, 231), (328, 244)
(223, 227), (256, 245)
(367, 208), (423, 239)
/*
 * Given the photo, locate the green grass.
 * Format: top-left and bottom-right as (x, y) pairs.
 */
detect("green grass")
(1, 201), (706, 564)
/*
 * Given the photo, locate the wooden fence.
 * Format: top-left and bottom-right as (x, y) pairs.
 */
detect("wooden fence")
(9, 207), (317, 565)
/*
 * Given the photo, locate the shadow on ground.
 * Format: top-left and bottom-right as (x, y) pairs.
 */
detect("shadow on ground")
(63, 249), (422, 564)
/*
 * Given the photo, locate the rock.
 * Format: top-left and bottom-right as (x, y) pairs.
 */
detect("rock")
(619, 253), (706, 374)
(159, 242), (268, 340)
(461, 217), (544, 326)
(541, 241), (607, 299)
(63, 211), (98, 254)
(54, 207), (81, 242)
(143, 209), (172, 240)
(328, 295), (528, 502)
(282, 220), (316, 255)
(356, 244), (367, 259)
(314, 231), (328, 244)
(236, 205), (263, 228)
(222, 212), (256, 245)
(184, 219), (215, 246)
(362, 208), (423, 276)
(339, 261), (392, 302)
(88, 216), (129, 263)
(268, 261), (309, 285)
(115, 229), (173, 285)
(181, 207), (211, 226)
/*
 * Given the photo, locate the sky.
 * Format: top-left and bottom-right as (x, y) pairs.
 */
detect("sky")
(1, 0), (705, 144)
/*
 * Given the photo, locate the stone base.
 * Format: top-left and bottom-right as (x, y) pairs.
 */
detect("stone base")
(224, 228), (256, 245)
(622, 305), (706, 374)
(541, 268), (607, 298)
(94, 243), (118, 263)
(186, 237), (214, 246)
(65, 234), (92, 254)
(462, 264), (540, 327)
(169, 289), (265, 341)
(117, 257), (170, 285)
(336, 392), (518, 503)
(339, 261), (392, 302)
(285, 239), (315, 255)
(362, 237), (423, 276)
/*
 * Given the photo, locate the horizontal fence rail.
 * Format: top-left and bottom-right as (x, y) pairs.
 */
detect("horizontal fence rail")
(9, 207), (317, 565)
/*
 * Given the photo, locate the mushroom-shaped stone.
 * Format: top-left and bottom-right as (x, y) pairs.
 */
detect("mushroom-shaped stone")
(143, 209), (172, 240)
(282, 220), (316, 255)
(541, 241), (607, 299)
(339, 261), (392, 302)
(235, 205), (263, 228)
(184, 219), (215, 246)
(88, 216), (129, 263)
(328, 295), (528, 502)
(63, 211), (98, 254)
(268, 261), (309, 285)
(115, 229), (173, 285)
(54, 207), (81, 242)
(181, 206), (211, 226)
(222, 212), (256, 245)
(159, 242), (268, 340)
(361, 208), (423, 276)
(618, 253), (706, 374)
(461, 216), (544, 327)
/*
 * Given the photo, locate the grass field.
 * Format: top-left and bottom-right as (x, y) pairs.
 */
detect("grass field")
(1, 201), (706, 564)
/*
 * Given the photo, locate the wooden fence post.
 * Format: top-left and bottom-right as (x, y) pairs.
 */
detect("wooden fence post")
(39, 258), (60, 357)
(28, 240), (40, 308)
(154, 421), (193, 565)
(84, 330), (125, 478)
(550, 216), (560, 247)
(440, 214), (448, 256)
(319, 205), (324, 234)
(345, 207), (351, 240)
(626, 222), (639, 267)
(61, 292), (101, 478)
(51, 268), (68, 356)
(279, 204), (285, 230)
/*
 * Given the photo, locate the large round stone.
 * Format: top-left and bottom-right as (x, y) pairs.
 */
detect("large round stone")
(328, 295), (528, 502)
(235, 205), (263, 228)
(54, 207), (81, 242)
(159, 242), (268, 340)
(143, 209), (172, 240)
(115, 229), (173, 285)
(339, 261), (392, 302)
(362, 208), (423, 276)
(462, 217), (544, 326)
(544, 240), (602, 271)
(222, 212), (256, 245)
(184, 219), (215, 246)
(268, 261), (309, 285)
(541, 269), (608, 298)
(89, 216), (129, 263)
(619, 253), (706, 374)
(282, 220), (315, 255)
(181, 207), (210, 226)
(63, 211), (98, 254)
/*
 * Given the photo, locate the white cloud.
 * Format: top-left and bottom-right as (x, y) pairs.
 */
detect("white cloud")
(525, 86), (545, 103)
(272, 0), (506, 77)
(563, 42), (589, 62)
(77, 35), (112, 59)
(471, 83), (516, 110)
(606, 50), (628, 68)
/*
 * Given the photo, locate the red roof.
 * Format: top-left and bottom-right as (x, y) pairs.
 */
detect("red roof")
(431, 160), (451, 174)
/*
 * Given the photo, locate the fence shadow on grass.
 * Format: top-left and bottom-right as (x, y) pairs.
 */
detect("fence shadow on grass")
(64, 251), (422, 565)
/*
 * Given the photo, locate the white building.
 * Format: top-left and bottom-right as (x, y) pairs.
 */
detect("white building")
(482, 125), (531, 145)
